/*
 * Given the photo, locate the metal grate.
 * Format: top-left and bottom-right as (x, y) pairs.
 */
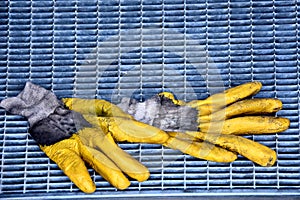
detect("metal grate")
(1, 0), (300, 198)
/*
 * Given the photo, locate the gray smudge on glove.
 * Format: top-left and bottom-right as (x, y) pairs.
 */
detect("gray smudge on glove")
(117, 95), (198, 131)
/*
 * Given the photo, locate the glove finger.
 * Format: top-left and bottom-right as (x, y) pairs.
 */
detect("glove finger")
(97, 117), (169, 144)
(164, 132), (237, 163)
(78, 128), (150, 182)
(185, 131), (277, 167)
(81, 145), (131, 190)
(199, 98), (283, 123)
(199, 116), (290, 135)
(187, 81), (263, 112)
(62, 98), (132, 119)
(40, 135), (95, 193)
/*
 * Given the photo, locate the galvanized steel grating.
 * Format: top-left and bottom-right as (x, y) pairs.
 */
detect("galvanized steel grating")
(0, 0), (300, 198)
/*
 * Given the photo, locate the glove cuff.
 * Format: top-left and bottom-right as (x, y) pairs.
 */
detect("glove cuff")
(0, 82), (62, 126)
(118, 95), (198, 131)
(1, 82), (92, 146)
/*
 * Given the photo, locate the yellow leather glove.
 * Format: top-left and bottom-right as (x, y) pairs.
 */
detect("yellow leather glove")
(0, 82), (168, 193)
(116, 81), (290, 167)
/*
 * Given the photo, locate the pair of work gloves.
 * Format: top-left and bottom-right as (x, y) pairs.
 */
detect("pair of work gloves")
(0, 81), (289, 193)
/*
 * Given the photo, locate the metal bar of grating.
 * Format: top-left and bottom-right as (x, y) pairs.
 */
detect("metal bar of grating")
(0, 0), (300, 198)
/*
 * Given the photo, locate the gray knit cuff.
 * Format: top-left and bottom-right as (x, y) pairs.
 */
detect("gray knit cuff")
(117, 94), (199, 132)
(0, 82), (62, 126)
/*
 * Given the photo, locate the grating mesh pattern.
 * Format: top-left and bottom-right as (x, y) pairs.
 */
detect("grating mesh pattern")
(1, 0), (300, 198)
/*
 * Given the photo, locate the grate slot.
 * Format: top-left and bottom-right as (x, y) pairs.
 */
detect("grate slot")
(1, 0), (300, 198)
